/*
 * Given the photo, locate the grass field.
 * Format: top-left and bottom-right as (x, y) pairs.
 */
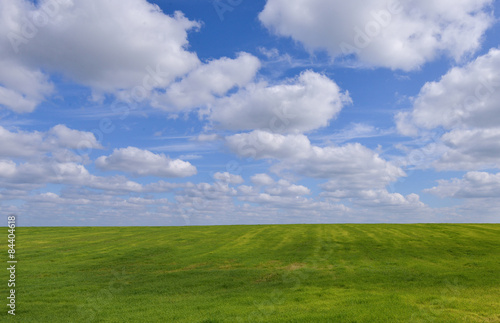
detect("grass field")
(2, 224), (499, 322)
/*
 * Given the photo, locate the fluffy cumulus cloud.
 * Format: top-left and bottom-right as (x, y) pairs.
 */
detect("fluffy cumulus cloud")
(210, 71), (351, 133)
(0, 124), (102, 158)
(0, 0), (267, 116)
(226, 130), (311, 160)
(0, 60), (54, 113)
(425, 171), (500, 199)
(0, 126), (46, 158)
(422, 172), (500, 221)
(356, 190), (422, 207)
(226, 130), (404, 181)
(0, 160), (144, 192)
(0, 127), (197, 196)
(237, 193), (334, 211)
(397, 48), (500, 133)
(396, 48), (500, 171)
(226, 130), (423, 209)
(152, 52), (261, 111)
(235, 178), (340, 213)
(47, 124), (103, 150)
(241, 177), (310, 197)
(264, 179), (310, 196)
(321, 187), (424, 208)
(213, 172), (244, 185)
(0, 125), (129, 194)
(251, 173), (275, 186)
(95, 147), (197, 178)
(0, 0), (201, 112)
(259, 0), (493, 70)
(433, 128), (500, 170)
(0, 0), (55, 113)
(173, 181), (239, 216)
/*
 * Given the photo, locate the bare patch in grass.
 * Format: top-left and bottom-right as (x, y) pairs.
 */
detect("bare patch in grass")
(283, 263), (306, 271)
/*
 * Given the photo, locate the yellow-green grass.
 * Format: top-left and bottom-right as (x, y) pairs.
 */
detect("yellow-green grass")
(2, 224), (499, 322)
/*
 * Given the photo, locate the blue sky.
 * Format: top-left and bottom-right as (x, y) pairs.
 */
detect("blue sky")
(1, 0), (499, 226)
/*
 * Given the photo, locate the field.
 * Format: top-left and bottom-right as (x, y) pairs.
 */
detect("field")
(2, 224), (500, 322)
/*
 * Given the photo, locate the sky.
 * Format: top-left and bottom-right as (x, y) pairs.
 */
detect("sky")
(0, 0), (499, 226)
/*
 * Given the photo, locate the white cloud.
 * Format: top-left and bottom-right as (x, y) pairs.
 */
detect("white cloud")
(227, 130), (404, 183)
(3, 187), (179, 226)
(152, 52), (261, 111)
(395, 48), (500, 171)
(425, 172), (500, 221)
(358, 190), (422, 207)
(0, 61), (54, 113)
(165, 174), (342, 221)
(95, 146), (197, 178)
(210, 71), (351, 133)
(0, 126), (44, 158)
(239, 176), (310, 197)
(259, 0), (493, 70)
(226, 130), (312, 160)
(251, 173), (275, 186)
(47, 124), (103, 150)
(238, 193), (325, 210)
(236, 178), (311, 207)
(0, 161), (429, 225)
(433, 128), (500, 170)
(294, 143), (404, 183)
(226, 130), (419, 209)
(235, 181), (338, 211)
(265, 179), (310, 196)
(213, 172), (244, 185)
(0, 160), (16, 178)
(258, 47), (280, 59)
(425, 171), (500, 198)
(321, 187), (423, 208)
(0, 0), (201, 111)
(0, 0), (55, 113)
(174, 181), (239, 215)
(0, 159), (144, 192)
(0, 124), (102, 158)
(397, 47), (500, 133)
(143, 181), (194, 193)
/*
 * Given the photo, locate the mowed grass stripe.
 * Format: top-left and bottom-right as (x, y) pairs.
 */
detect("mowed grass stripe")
(2, 224), (499, 322)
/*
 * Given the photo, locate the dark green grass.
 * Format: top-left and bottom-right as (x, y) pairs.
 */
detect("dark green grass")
(2, 224), (499, 322)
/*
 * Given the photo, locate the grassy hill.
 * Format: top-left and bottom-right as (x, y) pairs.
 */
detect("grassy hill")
(3, 224), (499, 322)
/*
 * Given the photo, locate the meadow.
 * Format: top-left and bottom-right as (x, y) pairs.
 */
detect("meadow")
(2, 224), (499, 322)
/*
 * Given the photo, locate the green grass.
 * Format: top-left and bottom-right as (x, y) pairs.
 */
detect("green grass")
(2, 224), (499, 322)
